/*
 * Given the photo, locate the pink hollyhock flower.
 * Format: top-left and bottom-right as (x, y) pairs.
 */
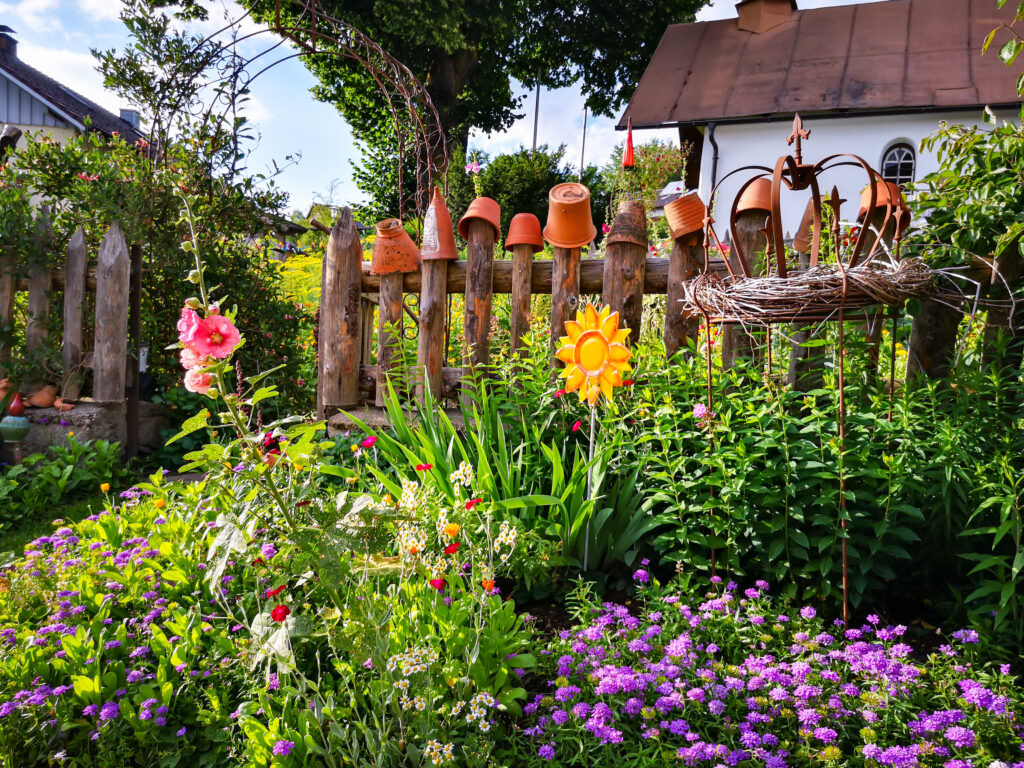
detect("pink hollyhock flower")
(601, 223), (611, 234)
(190, 315), (241, 359)
(571, 421), (582, 432)
(177, 308), (200, 344)
(179, 345), (207, 371)
(184, 368), (212, 394)
(361, 435), (377, 448)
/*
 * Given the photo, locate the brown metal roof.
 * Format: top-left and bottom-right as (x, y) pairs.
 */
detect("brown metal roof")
(618, 0), (1021, 129)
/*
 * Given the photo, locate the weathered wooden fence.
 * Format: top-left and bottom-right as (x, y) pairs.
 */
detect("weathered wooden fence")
(316, 204), (730, 423)
(3, 221), (142, 455)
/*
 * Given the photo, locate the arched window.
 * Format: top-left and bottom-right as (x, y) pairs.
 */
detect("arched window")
(881, 143), (915, 186)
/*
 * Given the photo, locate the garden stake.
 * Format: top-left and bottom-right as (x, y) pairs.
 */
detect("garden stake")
(584, 407), (597, 572)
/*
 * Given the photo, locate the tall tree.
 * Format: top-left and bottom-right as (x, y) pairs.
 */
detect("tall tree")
(239, 0), (707, 147)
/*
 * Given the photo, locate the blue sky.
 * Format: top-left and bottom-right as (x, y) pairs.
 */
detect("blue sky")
(0, 0), (867, 213)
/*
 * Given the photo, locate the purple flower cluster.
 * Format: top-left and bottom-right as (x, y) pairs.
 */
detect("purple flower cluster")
(521, 579), (1024, 766)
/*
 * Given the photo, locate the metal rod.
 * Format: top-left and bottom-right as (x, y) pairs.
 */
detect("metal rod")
(579, 107), (588, 182)
(532, 77), (540, 155)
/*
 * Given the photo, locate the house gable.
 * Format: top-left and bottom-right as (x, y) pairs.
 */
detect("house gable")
(0, 70), (79, 130)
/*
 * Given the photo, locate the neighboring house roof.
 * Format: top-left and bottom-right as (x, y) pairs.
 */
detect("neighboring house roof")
(0, 32), (142, 138)
(653, 181), (688, 211)
(618, 0), (1021, 129)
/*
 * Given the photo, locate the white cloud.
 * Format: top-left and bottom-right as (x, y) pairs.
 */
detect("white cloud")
(0, 0), (61, 33)
(75, 0), (122, 23)
(18, 42), (127, 115)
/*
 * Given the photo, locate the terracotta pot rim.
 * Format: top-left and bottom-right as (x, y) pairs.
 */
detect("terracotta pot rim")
(544, 183), (596, 249)
(665, 192), (707, 239)
(458, 196), (501, 241)
(504, 212), (544, 252)
(542, 223), (598, 249)
(736, 177), (773, 214)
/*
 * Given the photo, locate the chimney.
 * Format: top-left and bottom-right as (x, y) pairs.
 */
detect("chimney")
(120, 109), (140, 130)
(0, 26), (17, 61)
(736, 0), (796, 34)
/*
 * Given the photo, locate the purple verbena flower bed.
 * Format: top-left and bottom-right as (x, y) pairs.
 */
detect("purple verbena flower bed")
(515, 575), (1024, 767)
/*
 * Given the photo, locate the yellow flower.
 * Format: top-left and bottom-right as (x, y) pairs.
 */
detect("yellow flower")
(100, 483), (110, 493)
(555, 304), (632, 405)
(351, 444), (359, 452)
(443, 523), (461, 538)
(154, 499), (166, 509)
(67, 431), (75, 438)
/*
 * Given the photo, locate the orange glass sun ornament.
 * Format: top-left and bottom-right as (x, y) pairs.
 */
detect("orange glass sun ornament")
(555, 304), (632, 404)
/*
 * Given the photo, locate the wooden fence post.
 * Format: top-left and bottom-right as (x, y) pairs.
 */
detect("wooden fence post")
(602, 200), (648, 346)
(464, 219), (495, 366)
(418, 258), (449, 403)
(551, 246), (581, 355)
(61, 228), (87, 400)
(510, 244), (534, 354)
(24, 210), (53, 390)
(375, 272), (404, 407)
(125, 244), (142, 458)
(721, 211), (766, 369)
(664, 233), (703, 358)
(93, 223), (130, 402)
(318, 208), (363, 418)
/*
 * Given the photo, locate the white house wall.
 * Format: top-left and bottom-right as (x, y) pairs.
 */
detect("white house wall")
(697, 110), (1019, 239)
(0, 76), (74, 129)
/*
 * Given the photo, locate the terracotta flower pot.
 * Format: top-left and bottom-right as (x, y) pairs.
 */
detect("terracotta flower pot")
(421, 187), (458, 261)
(458, 197), (501, 241)
(0, 378), (10, 401)
(544, 183), (597, 249)
(504, 213), (544, 253)
(370, 219), (421, 275)
(858, 180), (910, 233)
(665, 192), (707, 240)
(736, 177), (773, 214)
(54, 397), (75, 412)
(606, 200), (648, 247)
(28, 384), (57, 409)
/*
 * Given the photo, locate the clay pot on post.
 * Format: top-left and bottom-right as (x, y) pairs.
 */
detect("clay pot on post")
(544, 183), (595, 352)
(505, 213), (544, 354)
(371, 219), (420, 407)
(458, 199), (500, 384)
(663, 193), (707, 358)
(602, 200), (648, 345)
(857, 179), (910, 258)
(28, 384), (57, 409)
(418, 189), (458, 404)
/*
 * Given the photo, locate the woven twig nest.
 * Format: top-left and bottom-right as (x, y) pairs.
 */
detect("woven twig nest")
(683, 257), (953, 324)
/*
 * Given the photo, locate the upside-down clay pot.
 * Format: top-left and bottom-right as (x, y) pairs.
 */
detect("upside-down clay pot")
(504, 213), (544, 253)
(458, 197), (501, 241)
(0, 378), (11, 402)
(605, 200), (648, 247)
(420, 188), (458, 261)
(54, 397), (75, 412)
(664, 192), (707, 240)
(28, 384), (57, 409)
(736, 177), (773, 214)
(544, 183), (597, 249)
(858, 179), (911, 234)
(370, 219), (421, 275)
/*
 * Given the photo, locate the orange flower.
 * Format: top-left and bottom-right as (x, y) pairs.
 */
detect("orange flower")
(443, 523), (461, 538)
(555, 304), (632, 405)
(481, 579), (495, 592)
(154, 499), (166, 510)
(409, 545), (419, 555)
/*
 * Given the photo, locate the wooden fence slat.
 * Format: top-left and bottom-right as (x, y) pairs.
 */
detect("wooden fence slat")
(125, 244), (142, 458)
(93, 223), (130, 402)
(375, 273), (404, 407)
(418, 259), (449, 403)
(509, 244), (533, 354)
(318, 209), (364, 418)
(551, 246), (581, 354)
(61, 228), (87, 400)
(25, 210), (54, 390)
(464, 219), (495, 366)
(721, 211), (765, 368)
(0, 253), (13, 375)
(602, 202), (647, 346)
(664, 233), (703, 358)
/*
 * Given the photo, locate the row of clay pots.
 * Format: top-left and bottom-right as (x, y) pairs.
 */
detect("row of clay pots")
(662, 176), (909, 244)
(0, 380), (74, 411)
(369, 182), (602, 276)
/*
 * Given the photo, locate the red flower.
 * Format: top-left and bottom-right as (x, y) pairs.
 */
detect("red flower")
(428, 578), (446, 590)
(444, 542), (461, 555)
(295, 499), (311, 508)
(465, 498), (483, 511)
(416, 463), (433, 471)
(623, 380), (635, 386)
(270, 604), (290, 622)
(252, 557), (265, 567)
(265, 585), (286, 598)
(361, 435), (378, 448)
(554, 389), (566, 398)
(571, 421), (582, 432)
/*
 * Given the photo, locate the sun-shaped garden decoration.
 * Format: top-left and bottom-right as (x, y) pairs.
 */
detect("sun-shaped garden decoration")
(556, 304), (633, 404)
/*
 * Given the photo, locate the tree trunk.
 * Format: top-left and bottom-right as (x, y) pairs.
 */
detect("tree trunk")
(906, 299), (962, 380)
(982, 247), (1023, 374)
